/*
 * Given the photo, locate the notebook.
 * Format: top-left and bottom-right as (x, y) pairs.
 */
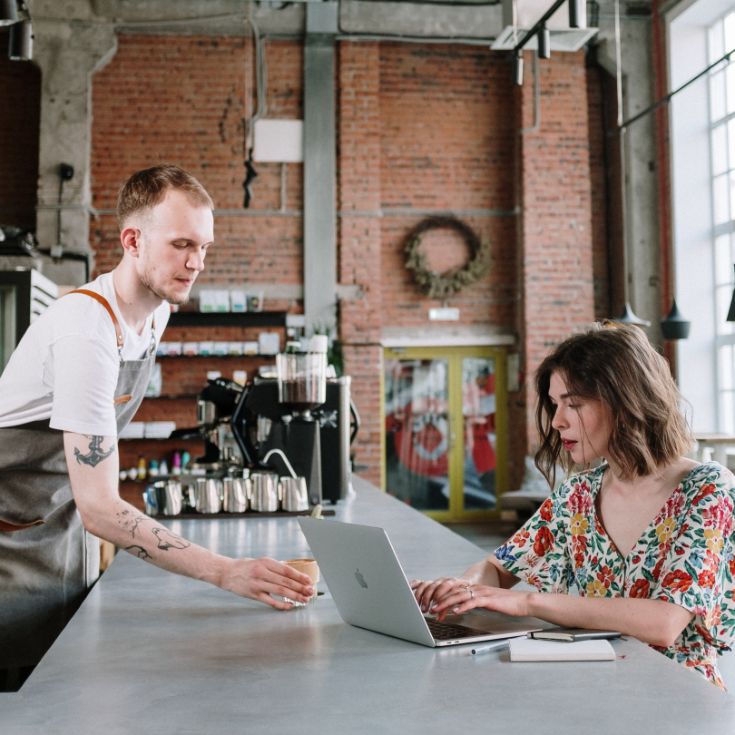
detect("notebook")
(298, 517), (543, 648)
(509, 637), (616, 662)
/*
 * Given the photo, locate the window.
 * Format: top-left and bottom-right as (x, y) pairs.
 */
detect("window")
(709, 9), (735, 432)
(669, 0), (735, 434)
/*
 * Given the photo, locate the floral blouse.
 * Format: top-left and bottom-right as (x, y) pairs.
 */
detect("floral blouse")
(494, 461), (735, 689)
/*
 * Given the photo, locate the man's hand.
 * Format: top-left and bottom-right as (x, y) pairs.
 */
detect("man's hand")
(221, 557), (314, 610)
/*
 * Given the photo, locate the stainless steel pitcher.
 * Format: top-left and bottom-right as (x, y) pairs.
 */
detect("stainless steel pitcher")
(279, 476), (309, 512)
(146, 480), (183, 516)
(250, 471), (279, 512)
(223, 476), (249, 513)
(194, 478), (222, 514)
(263, 448), (310, 512)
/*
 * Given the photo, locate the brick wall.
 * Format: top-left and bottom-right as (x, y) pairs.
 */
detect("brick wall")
(520, 52), (596, 448)
(0, 34), (40, 230)
(338, 42), (383, 485)
(378, 44), (518, 329)
(90, 34), (601, 500)
(91, 34), (304, 303)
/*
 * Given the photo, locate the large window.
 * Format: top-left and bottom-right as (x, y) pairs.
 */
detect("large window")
(669, 0), (735, 434)
(710, 10), (735, 432)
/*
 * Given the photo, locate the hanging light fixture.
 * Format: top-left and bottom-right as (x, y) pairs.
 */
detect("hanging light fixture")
(0, 0), (17, 26)
(568, 0), (586, 29)
(660, 299), (691, 340)
(538, 24), (551, 59)
(726, 265), (735, 322)
(8, 18), (31, 61)
(513, 51), (524, 86)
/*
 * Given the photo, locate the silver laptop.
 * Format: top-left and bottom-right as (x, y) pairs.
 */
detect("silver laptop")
(298, 517), (542, 648)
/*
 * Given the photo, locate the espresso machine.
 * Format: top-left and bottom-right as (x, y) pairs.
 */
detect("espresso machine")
(171, 377), (243, 469)
(231, 368), (359, 505)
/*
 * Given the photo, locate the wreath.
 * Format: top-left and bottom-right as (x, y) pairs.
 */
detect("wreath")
(403, 216), (490, 299)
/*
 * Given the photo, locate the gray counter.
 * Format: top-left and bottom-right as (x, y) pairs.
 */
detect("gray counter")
(2, 478), (734, 734)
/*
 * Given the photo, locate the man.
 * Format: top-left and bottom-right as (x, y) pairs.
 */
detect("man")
(0, 165), (313, 685)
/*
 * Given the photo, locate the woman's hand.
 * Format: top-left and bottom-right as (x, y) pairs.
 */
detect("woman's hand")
(410, 576), (473, 614)
(430, 584), (533, 620)
(412, 575), (533, 620)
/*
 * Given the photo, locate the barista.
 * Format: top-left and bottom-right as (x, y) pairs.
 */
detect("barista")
(0, 165), (313, 686)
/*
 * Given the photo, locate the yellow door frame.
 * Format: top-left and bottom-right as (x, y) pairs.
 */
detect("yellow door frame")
(382, 345), (508, 522)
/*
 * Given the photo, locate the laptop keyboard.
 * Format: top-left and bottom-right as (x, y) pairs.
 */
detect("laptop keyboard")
(425, 618), (489, 640)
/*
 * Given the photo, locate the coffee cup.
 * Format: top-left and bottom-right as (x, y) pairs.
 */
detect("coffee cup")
(283, 557), (320, 605)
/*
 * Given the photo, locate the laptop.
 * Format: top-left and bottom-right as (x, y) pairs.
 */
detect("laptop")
(298, 517), (542, 648)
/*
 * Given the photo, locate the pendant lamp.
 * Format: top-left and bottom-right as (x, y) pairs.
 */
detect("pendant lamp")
(0, 0), (17, 26)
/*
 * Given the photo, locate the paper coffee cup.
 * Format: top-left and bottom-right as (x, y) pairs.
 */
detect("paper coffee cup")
(284, 558), (320, 603)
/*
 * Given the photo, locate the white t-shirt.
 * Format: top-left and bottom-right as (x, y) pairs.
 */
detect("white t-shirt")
(0, 272), (169, 437)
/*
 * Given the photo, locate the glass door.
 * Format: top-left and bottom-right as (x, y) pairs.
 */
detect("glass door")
(383, 346), (507, 521)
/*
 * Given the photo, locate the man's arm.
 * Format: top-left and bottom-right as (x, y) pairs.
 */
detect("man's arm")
(63, 432), (314, 608)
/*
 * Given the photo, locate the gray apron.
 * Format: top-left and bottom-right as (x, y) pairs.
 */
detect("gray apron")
(0, 289), (157, 669)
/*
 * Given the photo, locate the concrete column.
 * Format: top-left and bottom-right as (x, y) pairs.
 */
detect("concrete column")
(32, 16), (116, 284)
(597, 7), (660, 337)
(303, 2), (338, 334)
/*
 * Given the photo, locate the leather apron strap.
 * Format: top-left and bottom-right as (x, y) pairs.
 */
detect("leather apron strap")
(68, 288), (124, 352)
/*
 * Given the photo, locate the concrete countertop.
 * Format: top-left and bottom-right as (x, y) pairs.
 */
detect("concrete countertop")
(2, 478), (733, 734)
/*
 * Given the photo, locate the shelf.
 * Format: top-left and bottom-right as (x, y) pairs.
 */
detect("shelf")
(119, 436), (203, 442)
(168, 311), (287, 328)
(156, 353), (277, 360)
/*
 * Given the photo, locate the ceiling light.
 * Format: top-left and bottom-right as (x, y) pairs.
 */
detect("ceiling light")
(0, 0), (17, 26)
(8, 18), (32, 61)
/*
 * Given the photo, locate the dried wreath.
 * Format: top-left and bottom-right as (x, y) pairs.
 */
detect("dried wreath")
(403, 216), (490, 299)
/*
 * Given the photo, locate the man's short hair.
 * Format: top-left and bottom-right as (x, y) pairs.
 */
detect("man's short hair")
(116, 164), (214, 228)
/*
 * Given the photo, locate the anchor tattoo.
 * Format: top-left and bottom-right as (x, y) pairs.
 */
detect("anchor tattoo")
(74, 435), (115, 467)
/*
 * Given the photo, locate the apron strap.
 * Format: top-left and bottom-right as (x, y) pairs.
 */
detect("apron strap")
(68, 289), (124, 351)
(0, 518), (45, 533)
(68, 289), (158, 357)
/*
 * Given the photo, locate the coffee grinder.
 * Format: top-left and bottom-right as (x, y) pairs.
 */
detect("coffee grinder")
(235, 338), (327, 506)
(272, 338), (327, 505)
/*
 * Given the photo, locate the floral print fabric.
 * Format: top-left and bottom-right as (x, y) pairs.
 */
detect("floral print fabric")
(495, 462), (735, 688)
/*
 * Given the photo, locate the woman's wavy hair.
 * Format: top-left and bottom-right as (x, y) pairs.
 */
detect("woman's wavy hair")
(534, 322), (693, 488)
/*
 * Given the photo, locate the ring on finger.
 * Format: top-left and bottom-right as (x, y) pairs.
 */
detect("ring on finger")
(468, 587), (474, 600)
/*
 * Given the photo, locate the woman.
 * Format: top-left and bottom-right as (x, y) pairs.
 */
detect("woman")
(411, 323), (735, 689)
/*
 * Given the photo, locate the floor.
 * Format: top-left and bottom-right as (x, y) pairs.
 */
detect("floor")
(444, 521), (514, 552)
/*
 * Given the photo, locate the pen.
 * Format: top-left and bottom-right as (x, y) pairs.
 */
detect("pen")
(470, 640), (509, 656)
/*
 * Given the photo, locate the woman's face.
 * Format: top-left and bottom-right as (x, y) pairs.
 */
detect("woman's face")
(548, 371), (613, 466)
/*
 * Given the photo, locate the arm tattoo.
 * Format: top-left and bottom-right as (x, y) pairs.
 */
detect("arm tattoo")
(125, 544), (151, 560)
(74, 435), (115, 467)
(117, 509), (146, 538)
(152, 527), (191, 551)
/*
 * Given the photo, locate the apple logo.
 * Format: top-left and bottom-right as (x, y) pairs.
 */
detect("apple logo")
(354, 569), (368, 589)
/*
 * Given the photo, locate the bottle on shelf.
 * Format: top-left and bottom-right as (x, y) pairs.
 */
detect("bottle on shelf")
(137, 455), (148, 481)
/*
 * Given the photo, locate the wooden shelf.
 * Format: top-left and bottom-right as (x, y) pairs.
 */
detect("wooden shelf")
(168, 311), (287, 328)
(119, 436), (203, 442)
(156, 353), (277, 360)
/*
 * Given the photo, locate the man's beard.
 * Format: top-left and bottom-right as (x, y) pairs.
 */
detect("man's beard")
(140, 269), (192, 306)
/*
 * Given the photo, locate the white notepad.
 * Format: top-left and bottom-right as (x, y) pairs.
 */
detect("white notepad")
(509, 637), (616, 662)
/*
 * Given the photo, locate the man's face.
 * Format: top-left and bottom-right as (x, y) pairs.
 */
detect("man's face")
(132, 189), (214, 305)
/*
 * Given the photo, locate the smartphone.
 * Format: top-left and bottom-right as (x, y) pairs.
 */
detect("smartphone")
(529, 627), (622, 642)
